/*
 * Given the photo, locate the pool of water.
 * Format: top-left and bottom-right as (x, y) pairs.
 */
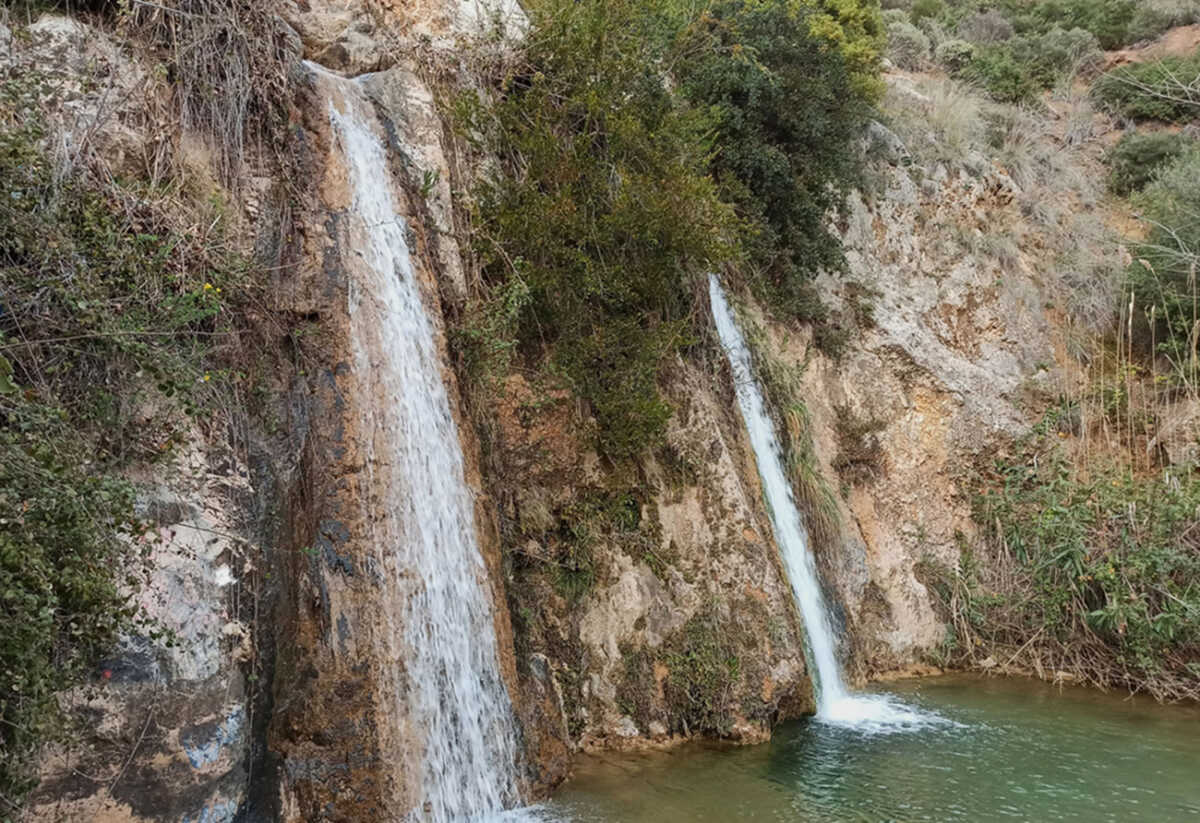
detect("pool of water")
(549, 675), (1200, 822)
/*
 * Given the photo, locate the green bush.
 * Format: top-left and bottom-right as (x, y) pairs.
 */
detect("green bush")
(965, 27), (1100, 101)
(799, 0), (888, 101)
(1127, 148), (1200, 361)
(887, 20), (932, 69)
(677, 0), (869, 321)
(1128, 0), (1200, 43)
(934, 38), (975, 72)
(968, 422), (1200, 696)
(459, 0), (737, 458)
(909, 0), (944, 24)
(1093, 51), (1200, 122)
(965, 43), (1040, 102)
(1105, 131), (1196, 195)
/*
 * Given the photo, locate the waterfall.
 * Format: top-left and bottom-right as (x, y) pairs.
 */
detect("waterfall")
(709, 274), (941, 731)
(325, 76), (529, 820)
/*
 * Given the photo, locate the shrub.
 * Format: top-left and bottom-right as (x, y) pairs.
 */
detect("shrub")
(963, 423), (1200, 699)
(1129, 0), (1200, 43)
(1105, 131), (1196, 195)
(935, 38), (975, 72)
(1093, 51), (1200, 123)
(966, 28), (1100, 101)
(460, 0), (737, 458)
(677, 0), (869, 318)
(958, 10), (1015, 44)
(881, 8), (908, 27)
(1127, 148), (1200, 361)
(887, 20), (932, 70)
(966, 43), (1040, 102)
(799, 0), (888, 101)
(909, 0), (944, 24)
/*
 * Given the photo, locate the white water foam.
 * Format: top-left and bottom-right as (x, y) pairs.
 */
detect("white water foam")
(709, 274), (947, 733)
(324, 72), (537, 821)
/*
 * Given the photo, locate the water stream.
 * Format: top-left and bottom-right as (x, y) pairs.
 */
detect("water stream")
(326, 74), (526, 822)
(708, 274), (935, 730)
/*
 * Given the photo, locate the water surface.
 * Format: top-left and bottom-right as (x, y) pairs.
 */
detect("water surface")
(552, 675), (1200, 822)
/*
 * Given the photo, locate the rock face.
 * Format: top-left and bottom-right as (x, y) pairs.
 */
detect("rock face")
(765, 104), (1101, 676)
(10, 17), (280, 823)
(489, 361), (814, 756)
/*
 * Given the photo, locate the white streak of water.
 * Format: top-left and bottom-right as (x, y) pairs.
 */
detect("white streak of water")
(708, 274), (947, 734)
(327, 77), (531, 820)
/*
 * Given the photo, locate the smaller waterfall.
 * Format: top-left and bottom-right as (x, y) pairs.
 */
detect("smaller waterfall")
(709, 274), (944, 732)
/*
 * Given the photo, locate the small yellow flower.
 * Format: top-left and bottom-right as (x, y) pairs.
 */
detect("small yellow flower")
(203, 282), (213, 291)
(215, 287), (222, 294)
(203, 373), (211, 382)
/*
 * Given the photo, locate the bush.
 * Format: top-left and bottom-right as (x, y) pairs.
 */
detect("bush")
(677, 0), (869, 318)
(460, 0), (737, 457)
(887, 20), (932, 69)
(966, 43), (1040, 101)
(935, 38), (975, 72)
(965, 28), (1100, 101)
(1128, 0), (1200, 43)
(799, 0), (887, 101)
(1093, 51), (1200, 122)
(1127, 148), (1200, 360)
(958, 10), (1015, 44)
(1105, 131), (1196, 195)
(909, 0), (944, 24)
(963, 422), (1200, 699)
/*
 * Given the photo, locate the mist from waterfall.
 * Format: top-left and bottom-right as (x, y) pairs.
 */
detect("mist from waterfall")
(326, 75), (528, 820)
(709, 274), (944, 732)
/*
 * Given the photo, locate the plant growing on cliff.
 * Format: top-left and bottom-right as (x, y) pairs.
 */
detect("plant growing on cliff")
(676, 0), (869, 322)
(458, 0), (875, 456)
(944, 414), (1200, 701)
(0, 67), (261, 807)
(458, 0), (739, 458)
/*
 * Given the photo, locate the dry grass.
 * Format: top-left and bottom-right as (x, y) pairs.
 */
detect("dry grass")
(124, 0), (292, 186)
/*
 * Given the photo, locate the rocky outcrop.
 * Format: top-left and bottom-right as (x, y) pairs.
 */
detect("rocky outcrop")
(487, 359), (814, 754)
(764, 99), (1107, 676)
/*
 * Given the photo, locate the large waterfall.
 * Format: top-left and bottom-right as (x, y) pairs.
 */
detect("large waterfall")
(709, 274), (937, 731)
(327, 78), (526, 820)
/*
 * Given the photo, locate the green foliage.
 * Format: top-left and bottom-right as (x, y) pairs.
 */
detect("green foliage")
(1093, 51), (1200, 123)
(1105, 131), (1196, 196)
(963, 27), (1100, 102)
(462, 0), (873, 455)
(677, 0), (868, 318)
(0, 75), (247, 803)
(460, 0), (737, 458)
(663, 609), (741, 735)
(969, 421), (1200, 695)
(0, 404), (146, 804)
(799, 0), (888, 101)
(1126, 148), (1200, 361)
(946, 0), (1137, 48)
(934, 38), (975, 72)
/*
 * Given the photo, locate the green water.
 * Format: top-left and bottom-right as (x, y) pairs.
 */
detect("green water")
(550, 675), (1200, 822)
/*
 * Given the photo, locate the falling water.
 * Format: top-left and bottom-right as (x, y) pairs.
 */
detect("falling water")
(709, 274), (943, 732)
(325, 75), (528, 820)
